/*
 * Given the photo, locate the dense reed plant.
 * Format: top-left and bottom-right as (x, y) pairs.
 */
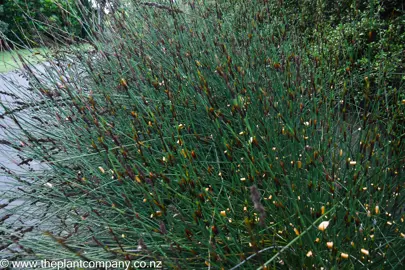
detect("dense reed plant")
(1, 0), (404, 268)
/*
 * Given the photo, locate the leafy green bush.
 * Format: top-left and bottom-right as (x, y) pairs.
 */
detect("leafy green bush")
(0, 0), (92, 46)
(0, 5), (9, 34)
(1, 0), (404, 268)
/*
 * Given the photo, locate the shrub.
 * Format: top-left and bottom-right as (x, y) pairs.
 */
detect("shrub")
(1, 0), (404, 268)
(0, 0), (92, 46)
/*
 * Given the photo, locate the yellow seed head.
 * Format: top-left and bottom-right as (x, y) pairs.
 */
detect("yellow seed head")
(306, 250), (313, 257)
(375, 205), (380, 214)
(361, 249), (369, 256)
(98, 167), (105, 174)
(341, 253), (349, 259)
(321, 206), (325, 215)
(120, 78), (128, 88)
(327, 242), (334, 249)
(318, 221), (330, 231)
(220, 211), (227, 217)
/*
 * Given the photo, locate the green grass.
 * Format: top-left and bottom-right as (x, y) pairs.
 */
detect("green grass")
(0, 0), (404, 269)
(0, 48), (47, 73)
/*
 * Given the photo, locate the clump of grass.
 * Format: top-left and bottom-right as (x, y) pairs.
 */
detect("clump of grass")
(1, 0), (404, 268)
